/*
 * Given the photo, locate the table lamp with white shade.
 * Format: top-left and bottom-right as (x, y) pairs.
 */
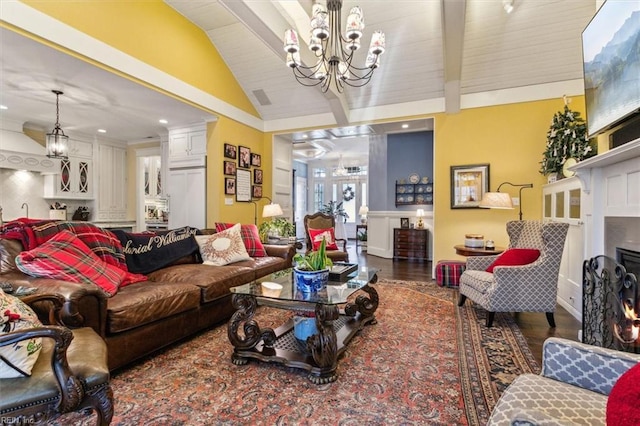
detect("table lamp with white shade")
(416, 209), (425, 229)
(358, 205), (369, 224)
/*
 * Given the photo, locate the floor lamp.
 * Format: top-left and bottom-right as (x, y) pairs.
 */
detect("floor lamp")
(479, 182), (533, 220)
(250, 196), (283, 225)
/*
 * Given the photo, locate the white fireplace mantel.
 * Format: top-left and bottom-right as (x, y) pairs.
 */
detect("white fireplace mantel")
(569, 138), (640, 259)
(569, 139), (640, 193)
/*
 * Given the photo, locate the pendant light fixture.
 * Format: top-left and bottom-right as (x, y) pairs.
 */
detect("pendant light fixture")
(46, 90), (69, 159)
(283, 0), (386, 93)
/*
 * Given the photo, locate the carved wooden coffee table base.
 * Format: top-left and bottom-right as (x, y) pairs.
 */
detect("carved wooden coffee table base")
(227, 283), (378, 384)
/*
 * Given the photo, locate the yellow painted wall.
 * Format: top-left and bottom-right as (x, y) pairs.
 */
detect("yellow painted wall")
(22, 0), (258, 118)
(433, 97), (587, 263)
(207, 118), (268, 226)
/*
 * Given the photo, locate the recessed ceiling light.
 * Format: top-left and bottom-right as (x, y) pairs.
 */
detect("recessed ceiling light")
(402, 124), (409, 129)
(159, 119), (168, 124)
(0, 105), (7, 110)
(97, 129), (107, 133)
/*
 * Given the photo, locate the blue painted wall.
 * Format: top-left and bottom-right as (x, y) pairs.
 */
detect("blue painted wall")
(369, 131), (434, 212)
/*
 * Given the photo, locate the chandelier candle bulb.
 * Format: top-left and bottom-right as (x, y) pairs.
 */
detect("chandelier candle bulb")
(345, 7), (364, 40)
(369, 31), (386, 55)
(284, 29), (299, 53)
(286, 52), (300, 68)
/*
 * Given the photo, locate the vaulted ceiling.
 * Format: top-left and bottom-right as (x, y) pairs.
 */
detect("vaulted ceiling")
(167, 0), (596, 125)
(0, 1), (597, 155)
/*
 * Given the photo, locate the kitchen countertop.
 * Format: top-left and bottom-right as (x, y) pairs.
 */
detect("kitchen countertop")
(91, 220), (136, 228)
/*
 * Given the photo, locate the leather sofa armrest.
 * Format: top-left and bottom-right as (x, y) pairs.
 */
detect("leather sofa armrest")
(0, 271), (107, 336)
(263, 244), (295, 264)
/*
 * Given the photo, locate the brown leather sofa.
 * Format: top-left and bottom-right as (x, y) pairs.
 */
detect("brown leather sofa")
(0, 236), (295, 371)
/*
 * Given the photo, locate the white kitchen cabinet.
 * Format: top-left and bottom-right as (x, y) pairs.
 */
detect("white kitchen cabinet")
(167, 168), (206, 229)
(43, 157), (93, 200)
(95, 144), (127, 220)
(168, 125), (206, 168)
(542, 177), (584, 321)
(67, 138), (94, 158)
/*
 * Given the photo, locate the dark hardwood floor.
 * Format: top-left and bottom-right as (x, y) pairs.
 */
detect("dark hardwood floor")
(347, 244), (582, 365)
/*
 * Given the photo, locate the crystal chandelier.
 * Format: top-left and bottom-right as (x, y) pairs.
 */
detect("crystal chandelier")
(334, 154), (348, 176)
(46, 90), (69, 159)
(283, 1), (386, 93)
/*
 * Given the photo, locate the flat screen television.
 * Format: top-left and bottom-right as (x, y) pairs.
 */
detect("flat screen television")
(581, 0), (640, 138)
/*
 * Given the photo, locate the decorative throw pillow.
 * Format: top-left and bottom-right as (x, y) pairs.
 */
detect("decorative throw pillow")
(195, 223), (251, 266)
(486, 248), (541, 273)
(15, 230), (146, 296)
(0, 288), (43, 378)
(112, 227), (200, 274)
(308, 228), (339, 250)
(606, 362), (640, 425)
(215, 222), (267, 257)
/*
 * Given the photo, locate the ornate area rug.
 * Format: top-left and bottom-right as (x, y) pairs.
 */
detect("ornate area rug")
(56, 279), (538, 425)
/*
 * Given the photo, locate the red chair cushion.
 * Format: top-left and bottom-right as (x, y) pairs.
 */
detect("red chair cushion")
(308, 228), (339, 250)
(486, 248), (541, 273)
(215, 223), (267, 257)
(607, 362), (640, 425)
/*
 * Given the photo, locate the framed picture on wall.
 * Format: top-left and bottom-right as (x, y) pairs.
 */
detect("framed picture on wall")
(254, 169), (263, 184)
(238, 146), (251, 169)
(224, 178), (236, 195)
(236, 169), (251, 202)
(250, 153), (261, 167)
(223, 161), (236, 176)
(450, 163), (490, 209)
(252, 185), (262, 198)
(224, 143), (237, 159)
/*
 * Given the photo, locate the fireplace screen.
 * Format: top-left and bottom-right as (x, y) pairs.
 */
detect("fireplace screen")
(583, 255), (639, 353)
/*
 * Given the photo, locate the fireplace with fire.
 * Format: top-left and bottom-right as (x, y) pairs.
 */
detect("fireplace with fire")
(583, 253), (640, 353)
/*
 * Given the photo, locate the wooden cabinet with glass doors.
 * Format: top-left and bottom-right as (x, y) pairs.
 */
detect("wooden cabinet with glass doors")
(542, 177), (584, 321)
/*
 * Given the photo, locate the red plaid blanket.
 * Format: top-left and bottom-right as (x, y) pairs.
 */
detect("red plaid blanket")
(1, 219), (128, 271)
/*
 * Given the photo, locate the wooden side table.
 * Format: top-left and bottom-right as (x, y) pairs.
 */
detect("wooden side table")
(454, 245), (505, 257)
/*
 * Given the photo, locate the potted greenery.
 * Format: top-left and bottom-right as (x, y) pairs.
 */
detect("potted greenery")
(320, 200), (348, 240)
(320, 200), (348, 223)
(258, 217), (295, 243)
(292, 238), (333, 293)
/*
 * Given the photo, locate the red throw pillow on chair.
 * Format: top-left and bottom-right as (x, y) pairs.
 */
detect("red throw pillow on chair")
(485, 248), (540, 273)
(606, 363), (640, 425)
(308, 228), (339, 250)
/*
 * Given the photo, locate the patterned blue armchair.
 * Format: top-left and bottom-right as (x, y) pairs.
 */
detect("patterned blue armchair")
(488, 337), (640, 425)
(458, 221), (569, 327)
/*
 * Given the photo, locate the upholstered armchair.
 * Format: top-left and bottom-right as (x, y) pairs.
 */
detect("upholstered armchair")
(458, 220), (569, 327)
(488, 337), (640, 425)
(303, 212), (349, 263)
(0, 293), (113, 425)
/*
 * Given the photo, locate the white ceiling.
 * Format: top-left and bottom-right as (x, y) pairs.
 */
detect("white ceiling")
(0, 1), (597, 157)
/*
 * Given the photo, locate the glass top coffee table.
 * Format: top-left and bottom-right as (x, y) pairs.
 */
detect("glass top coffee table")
(228, 267), (379, 384)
